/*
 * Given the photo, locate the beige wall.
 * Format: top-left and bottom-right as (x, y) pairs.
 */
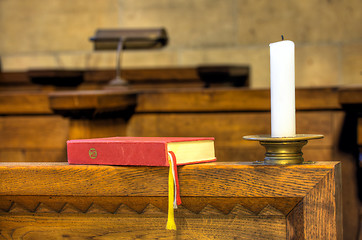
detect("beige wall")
(0, 0), (361, 88)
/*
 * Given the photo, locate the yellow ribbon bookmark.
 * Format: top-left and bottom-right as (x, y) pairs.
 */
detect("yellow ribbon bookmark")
(166, 155), (177, 230)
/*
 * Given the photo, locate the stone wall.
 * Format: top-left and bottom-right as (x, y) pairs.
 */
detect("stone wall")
(0, 0), (361, 87)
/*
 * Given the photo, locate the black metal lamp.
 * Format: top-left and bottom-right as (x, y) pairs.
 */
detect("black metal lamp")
(90, 28), (168, 85)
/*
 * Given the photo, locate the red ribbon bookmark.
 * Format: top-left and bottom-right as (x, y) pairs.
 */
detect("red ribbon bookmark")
(168, 151), (182, 206)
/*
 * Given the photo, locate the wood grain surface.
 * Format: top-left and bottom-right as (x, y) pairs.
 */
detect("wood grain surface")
(136, 87), (340, 112)
(0, 162), (334, 197)
(0, 214), (286, 239)
(0, 91), (52, 114)
(339, 86), (362, 104)
(0, 116), (68, 149)
(68, 118), (128, 140)
(303, 162), (342, 239)
(0, 161), (341, 239)
(49, 90), (137, 111)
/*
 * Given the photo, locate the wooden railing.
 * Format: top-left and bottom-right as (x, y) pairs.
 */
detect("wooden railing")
(0, 161), (342, 239)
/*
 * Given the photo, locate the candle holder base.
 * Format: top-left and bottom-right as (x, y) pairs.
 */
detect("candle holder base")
(243, 134), (324, 165)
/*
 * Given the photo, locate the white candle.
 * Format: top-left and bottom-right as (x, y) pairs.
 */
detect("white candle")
(269, 40), (296, 137)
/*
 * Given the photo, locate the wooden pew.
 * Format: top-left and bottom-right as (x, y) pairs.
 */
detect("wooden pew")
(0, 69), (360, 239)
(0, 161), (342, 239)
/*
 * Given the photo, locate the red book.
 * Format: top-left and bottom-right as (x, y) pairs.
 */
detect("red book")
(67, 137), (216, 166)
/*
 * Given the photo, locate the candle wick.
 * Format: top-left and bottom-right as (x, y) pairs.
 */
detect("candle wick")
(281, 35), (284, 40)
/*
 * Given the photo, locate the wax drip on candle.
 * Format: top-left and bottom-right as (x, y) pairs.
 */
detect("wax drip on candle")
(281, 35), (284, 40)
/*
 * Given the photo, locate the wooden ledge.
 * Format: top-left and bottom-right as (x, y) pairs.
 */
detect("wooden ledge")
(48, 89), (137, 117)
(0, 161), (342, 239)
(136, 87), (340, 112)
(0, 86), (352, 115)
(0, 161), (339, 198)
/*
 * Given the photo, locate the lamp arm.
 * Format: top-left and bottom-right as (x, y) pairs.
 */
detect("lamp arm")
(115, 38), (124, 80)
(109, 38), (128, 85)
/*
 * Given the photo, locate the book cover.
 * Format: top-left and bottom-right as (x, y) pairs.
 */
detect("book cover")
(67, 137), (216, 166)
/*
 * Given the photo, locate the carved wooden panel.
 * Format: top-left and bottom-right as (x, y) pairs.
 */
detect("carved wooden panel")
(0, 162), (341, 239)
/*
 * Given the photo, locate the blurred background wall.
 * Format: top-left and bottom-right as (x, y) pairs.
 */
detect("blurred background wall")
(0, 0), (361, 88)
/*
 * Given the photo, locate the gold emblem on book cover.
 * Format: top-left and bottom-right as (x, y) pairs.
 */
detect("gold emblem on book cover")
(89, 148), (97, 159)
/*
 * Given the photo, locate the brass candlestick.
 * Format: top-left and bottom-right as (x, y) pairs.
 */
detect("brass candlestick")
(243, 134), (324, 165)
